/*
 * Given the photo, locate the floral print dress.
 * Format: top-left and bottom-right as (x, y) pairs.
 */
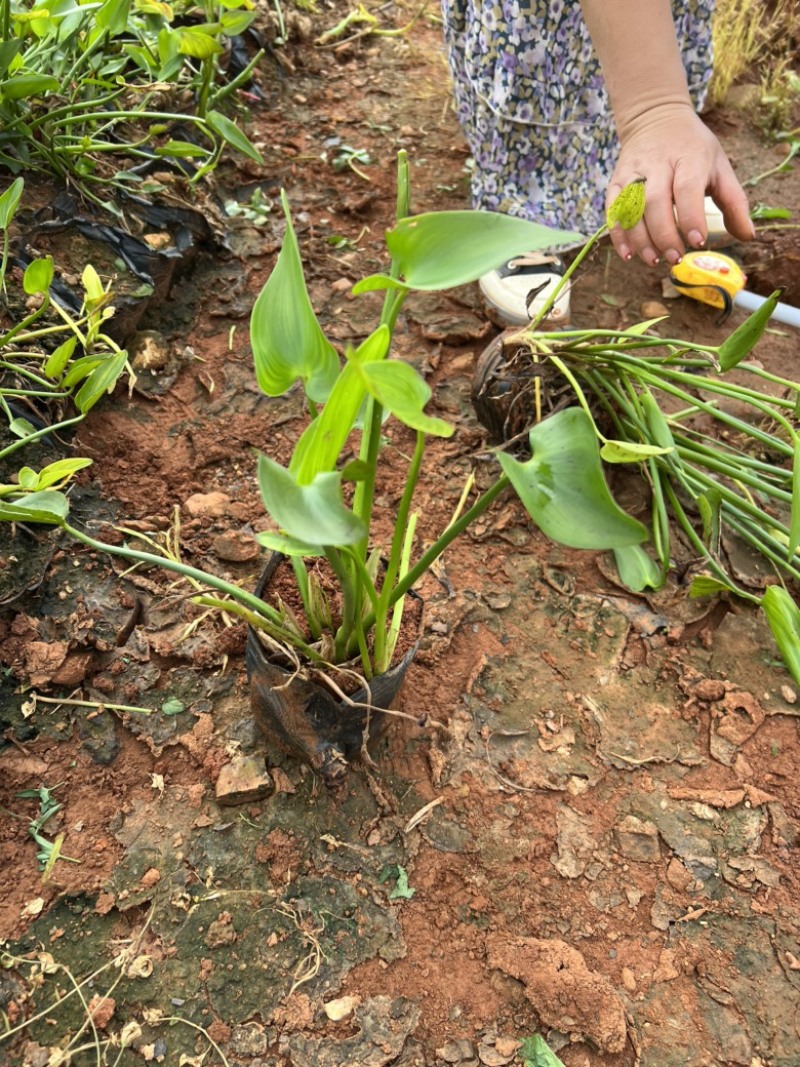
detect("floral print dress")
(441, 0), (716, 234)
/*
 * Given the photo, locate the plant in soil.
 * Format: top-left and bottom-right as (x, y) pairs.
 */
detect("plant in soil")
(0, 155), (657, 781)
(5, 157), (798, 782)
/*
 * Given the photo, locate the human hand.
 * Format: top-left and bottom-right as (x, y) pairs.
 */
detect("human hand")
(606, 103), (754, 266)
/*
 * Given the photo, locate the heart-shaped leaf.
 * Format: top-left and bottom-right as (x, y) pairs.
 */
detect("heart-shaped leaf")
(498, 408), (647, 549)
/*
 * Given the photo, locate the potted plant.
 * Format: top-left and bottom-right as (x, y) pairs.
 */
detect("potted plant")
(4, 153), (796, 789)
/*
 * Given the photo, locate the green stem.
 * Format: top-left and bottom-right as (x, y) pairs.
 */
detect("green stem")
(0, 414), (85, 462)
(529, 223), (606, 330)
(62, 522), (287, 625)
(372, 430), (425, 670)
(361, 475), (510, 634)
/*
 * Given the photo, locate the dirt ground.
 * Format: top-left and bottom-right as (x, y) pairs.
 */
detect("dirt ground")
(2, 7), (800, 1067)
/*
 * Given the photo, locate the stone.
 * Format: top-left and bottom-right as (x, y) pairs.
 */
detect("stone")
(212, 529), (260, 562)
(183, 491), (232, 519)
(324, 995), (360, 1021)
(215, 755), (273, 806)
(614, 815), (661, 862)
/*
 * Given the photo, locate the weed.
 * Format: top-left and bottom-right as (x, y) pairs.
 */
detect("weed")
(6, 784), (80, 880)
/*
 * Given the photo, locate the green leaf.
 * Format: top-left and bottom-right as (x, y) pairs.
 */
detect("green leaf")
(178, 27), (223, 59)
(519, 1035), (566, 1067)
(44, 336), (77, 379)
(0, 40), (23, 80)
(257, 455), (365, 548)
(718, 290), (782, 371)
(600, 439), (673, 463)
(17, 467), (38, 489)
(219, 9), (256, 34)
(1, 74), (60, 101)
(8, 417), (36, 439)
(498, 408), (647, 549)
(82, 264), (105, 305)
(33, 458), (92, 490)
(255, 530), (324, 557)
(250, 191), (339, 402)
(291, 327), (390, 483)
(74, 351), (128, 413)
(206, 109), (263, 164)
(0, 490), (69, 525)
(612, 545), (665, 591)
(0, 176), (24, 229)
(161, 698), (185, 716)
(790, 438), (800, 556)
(359, 360), (454, 437)
(606, 178), (647, 230)
(23, 256), (53, 295)
(378, 864), (415, 900)
(689, 575), (735, 597)
(351, 274), (409, 295)
(761, 585), (800, 686)
(698, 488), (721, 549)
(94, 0), (130, 35)
(384, 211), (583, 291)
(155, 140), (209, 158)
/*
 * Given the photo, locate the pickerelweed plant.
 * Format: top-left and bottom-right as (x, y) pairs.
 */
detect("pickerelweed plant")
(0, 0), (263, 213)
(3, 155), (799, 687)
(0, 156), (654, 680)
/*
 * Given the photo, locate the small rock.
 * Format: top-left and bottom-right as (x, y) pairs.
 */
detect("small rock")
(665, 858), (693, 892)
(477, 1044), (514, 1066)
(641, 300), (669, 319)
(691, 678), (726, 702)
(212, 529), (260, 563)
(780, 685), (797, 705)
(324, 995), (360, 1021)
(215, 756), (273, 806)
(183, 491), (232, 519)
(88, 995), (116, 1029)
(614, 815), (661, 862)
(621, 966), (636, 992)
(231, 1025), (269, 1057)
(129, 330), (171, 372)
(331, 277), (354, 291)
(652, 948), (680, 982)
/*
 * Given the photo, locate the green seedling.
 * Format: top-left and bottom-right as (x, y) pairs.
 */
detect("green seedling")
(331, 145), (372, 181)
(12, 784), (80, 880)
(379, 864), (416, 900)
(0, 240), (131, 459)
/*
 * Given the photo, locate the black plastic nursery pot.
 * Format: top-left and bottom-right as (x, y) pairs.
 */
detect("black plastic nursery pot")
(246, 554), (417, 795)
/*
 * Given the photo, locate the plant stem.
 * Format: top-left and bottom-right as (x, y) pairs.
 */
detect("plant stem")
(62, 522), (286, 625)
(372, 429), (425, 671)
(361, 475), (511, 635)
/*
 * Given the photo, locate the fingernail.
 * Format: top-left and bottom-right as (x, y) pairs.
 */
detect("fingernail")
(749, 221), (756, 239)
(688, 229), (706, 248)
(619, 244), (632, 261)
(665, 249), (682, 266)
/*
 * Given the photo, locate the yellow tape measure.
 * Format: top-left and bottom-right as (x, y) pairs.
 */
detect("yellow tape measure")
(670, 250), (747, 316)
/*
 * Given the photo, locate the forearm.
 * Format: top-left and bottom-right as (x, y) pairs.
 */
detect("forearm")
(579, 0), (694, 140)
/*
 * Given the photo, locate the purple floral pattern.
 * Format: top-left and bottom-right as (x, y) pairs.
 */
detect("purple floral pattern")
(442, 1), (716, 234)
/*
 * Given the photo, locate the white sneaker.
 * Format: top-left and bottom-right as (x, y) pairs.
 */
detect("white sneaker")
(478, 252), (571, 328)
